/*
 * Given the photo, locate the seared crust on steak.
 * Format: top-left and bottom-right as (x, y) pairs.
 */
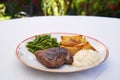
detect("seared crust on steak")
(35, 47), (73, 68)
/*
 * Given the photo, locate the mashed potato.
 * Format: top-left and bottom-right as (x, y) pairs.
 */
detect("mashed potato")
(72, 49), (102, 67)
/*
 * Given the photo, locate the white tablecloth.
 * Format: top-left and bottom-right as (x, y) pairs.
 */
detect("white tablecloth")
(0, 16), (120, 80)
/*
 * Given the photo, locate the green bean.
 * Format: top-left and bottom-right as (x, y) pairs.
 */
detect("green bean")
(34, 35), (41, 44)
(27, 48), (35, 53)
(34, 45), (45, 50)
(26, 34), (60, 54)
(27, 41), (34, 44)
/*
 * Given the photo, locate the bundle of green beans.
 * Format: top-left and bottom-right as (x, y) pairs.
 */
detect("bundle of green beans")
(26, 34), (60, 53)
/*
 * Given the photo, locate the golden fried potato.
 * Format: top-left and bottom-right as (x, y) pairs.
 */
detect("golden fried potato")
(60, 46), (79, 55)
(61, 35), (82, 42)
(60, 35), (96, 55)
(60, 38), (80, 46)
(80, 36), (87, 43)
(75, 43), (84, 49)
(60, 35), (82, 45)
(82, 42), (96, 50)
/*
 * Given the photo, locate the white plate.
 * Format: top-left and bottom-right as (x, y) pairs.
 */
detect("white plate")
(16, 32), (109, 73)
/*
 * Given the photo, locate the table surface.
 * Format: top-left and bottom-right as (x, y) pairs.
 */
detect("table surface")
(0, 16), (120, 80)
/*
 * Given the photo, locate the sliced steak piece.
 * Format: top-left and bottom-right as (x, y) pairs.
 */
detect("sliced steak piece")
(34, 47), (73, 68)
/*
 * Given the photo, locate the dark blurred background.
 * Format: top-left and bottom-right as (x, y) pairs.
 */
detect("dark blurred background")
(0, 0), (120, 21)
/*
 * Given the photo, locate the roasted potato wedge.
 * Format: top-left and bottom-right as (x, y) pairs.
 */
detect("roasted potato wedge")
(60, 46), (79, 55)
(60, 38), (80, 46)
(82, 42), (96, 50)
(61, 35), (82, 41)
(60, 35), (96, 55)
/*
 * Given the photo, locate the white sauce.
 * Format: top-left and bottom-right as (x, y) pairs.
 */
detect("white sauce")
(72, 49), (102, 67)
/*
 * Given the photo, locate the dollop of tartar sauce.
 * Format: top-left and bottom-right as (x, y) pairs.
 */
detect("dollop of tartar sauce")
(72, 49), (102, 67)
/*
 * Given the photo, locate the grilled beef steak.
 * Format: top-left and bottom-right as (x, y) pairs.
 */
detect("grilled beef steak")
(34, 47), (73, 68)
